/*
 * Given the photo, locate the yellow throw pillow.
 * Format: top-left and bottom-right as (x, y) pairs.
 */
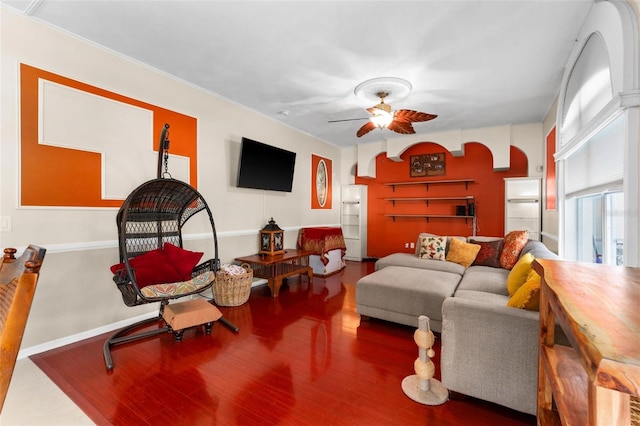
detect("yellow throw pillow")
(507, 269), (541, 310)
(506, 252), (535, 296)
(445, 237), (481, 268)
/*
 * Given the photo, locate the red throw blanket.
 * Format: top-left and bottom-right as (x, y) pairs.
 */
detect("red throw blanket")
(297, 227), (346, 265)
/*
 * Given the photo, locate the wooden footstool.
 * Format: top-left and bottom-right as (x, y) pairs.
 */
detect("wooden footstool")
(162, 299), (223, 342)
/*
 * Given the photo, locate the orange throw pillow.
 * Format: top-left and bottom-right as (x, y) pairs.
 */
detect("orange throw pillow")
(500, 230), (529, 270)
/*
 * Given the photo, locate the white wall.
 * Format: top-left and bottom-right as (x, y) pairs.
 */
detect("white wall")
(0, 8), (341, 353)
(542, 0), (640, 253)
(349, 123), (544, 179)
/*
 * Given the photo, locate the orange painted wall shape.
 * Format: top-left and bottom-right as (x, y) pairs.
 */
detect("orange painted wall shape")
(20, 64), (197, 208)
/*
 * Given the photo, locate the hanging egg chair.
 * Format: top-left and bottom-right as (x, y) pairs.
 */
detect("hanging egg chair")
(104, 124), (237, 370)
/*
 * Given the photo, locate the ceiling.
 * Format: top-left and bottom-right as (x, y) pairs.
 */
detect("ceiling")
(3, 0), (594, 147)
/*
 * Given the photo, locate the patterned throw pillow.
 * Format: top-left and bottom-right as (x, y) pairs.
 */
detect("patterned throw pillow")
(500, 230), (529, 270)
(470, 239), (503, 267)
(418, 236), (447, 260)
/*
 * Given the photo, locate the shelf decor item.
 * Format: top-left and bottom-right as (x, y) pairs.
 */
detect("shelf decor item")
(259, 217), (285, 256)
(410, 153), (445, 177)
(213, 263), (253, 306)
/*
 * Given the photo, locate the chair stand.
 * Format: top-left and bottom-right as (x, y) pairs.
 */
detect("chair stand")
(103, 315), (169, 371)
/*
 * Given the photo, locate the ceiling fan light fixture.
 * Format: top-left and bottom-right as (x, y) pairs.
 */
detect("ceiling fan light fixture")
(370, 110), (393, 128)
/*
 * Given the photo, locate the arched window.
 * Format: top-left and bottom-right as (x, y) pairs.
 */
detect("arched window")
(556, 1), (639, 266)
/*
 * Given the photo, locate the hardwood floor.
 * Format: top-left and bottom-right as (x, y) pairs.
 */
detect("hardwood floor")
(31, 260), (535, 425)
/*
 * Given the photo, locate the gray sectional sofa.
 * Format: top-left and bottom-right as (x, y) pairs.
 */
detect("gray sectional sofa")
(355, 235), (559, 415)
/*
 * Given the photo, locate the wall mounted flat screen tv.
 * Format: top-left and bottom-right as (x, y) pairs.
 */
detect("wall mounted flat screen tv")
(237, 137), (296, 192)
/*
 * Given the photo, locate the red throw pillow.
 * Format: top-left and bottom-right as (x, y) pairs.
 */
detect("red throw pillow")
(500, 230), (530, 270)
(470, 239), (503, 268)
(163, 243), (204, 280)
(110, 248), (182, 288)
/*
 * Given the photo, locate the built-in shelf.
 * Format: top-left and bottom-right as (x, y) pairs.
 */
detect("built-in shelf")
(384, 214), (476, 224)
(384, 196), (474, 207)
(383, 179), (476, 234)
(341, 185), (367, 261)
(385, 178), (474, 191)
(505, 177), (541, 241)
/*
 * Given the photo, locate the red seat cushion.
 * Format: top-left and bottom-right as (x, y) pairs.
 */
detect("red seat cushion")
(110, 248), (182, 288)
(162, 243), (204, 280)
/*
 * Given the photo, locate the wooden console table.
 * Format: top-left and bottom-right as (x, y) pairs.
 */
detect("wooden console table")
(235, 249), (313, 298)
(534, 259), (640, 425)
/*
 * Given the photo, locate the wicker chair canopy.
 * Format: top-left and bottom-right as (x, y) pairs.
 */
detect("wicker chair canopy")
(114, 178), (219, 307)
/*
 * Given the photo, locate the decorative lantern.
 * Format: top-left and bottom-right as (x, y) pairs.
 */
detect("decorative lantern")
(259, 217), (284, 256)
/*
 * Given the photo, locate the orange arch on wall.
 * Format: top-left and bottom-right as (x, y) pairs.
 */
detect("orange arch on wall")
(20, 63), (198, 208)
(356, 141), (529, 259)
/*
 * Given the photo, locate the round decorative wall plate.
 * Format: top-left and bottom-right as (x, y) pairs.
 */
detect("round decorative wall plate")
(316, 159), (327, 207)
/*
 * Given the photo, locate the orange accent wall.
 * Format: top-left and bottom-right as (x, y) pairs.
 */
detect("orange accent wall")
(356, 142), (528, 259)
(545, 128), (557, 210)
(20, 63), (197, 207)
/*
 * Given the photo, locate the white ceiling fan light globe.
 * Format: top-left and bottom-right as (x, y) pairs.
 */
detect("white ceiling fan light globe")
(370, 110), (393, 128)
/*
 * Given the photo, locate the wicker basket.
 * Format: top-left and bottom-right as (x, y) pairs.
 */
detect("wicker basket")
(213, 263), (253, 306)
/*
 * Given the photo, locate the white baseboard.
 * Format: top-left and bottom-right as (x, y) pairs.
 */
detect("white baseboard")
(18, 281), (267, 359)
(17, 311), (158, 360)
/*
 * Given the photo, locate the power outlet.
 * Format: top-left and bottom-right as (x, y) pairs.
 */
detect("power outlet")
(410, 242), (415, 249)
(0, 216), (12, 232)
(404, 242), (409, 248)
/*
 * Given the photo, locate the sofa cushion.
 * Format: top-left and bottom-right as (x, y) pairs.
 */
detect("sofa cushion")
(521, 240), (559, 259)
(506, 252), (535, 296)
(500, 230), (529, 269)
(507, 269), (541, 310)
(451, 289), (511, 305)
(356, 266), (462, 323)
(418, 235), (447, 260)
(375, 253), (466, 276)
(446, 238), (481, 268)
(456, 265), (509, 295)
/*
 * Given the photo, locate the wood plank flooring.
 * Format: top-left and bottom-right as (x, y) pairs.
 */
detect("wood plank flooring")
(31, 260), (535, 425)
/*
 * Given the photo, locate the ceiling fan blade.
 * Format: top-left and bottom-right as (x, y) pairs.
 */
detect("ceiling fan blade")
(356, 121), (376, 137)
(328, 117), (369, 123)
(394, 109), (437, 123)
(387, 120), (416, 135)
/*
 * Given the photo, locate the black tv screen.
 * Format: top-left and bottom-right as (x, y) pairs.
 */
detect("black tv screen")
(237, 138), (296, 192)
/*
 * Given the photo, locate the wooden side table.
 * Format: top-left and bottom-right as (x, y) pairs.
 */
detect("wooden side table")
(235, 249), (313, 298)
(534, 259), (640, 425)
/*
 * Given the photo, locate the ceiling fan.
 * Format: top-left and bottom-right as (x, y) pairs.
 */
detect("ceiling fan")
(330, 91), (437, 138)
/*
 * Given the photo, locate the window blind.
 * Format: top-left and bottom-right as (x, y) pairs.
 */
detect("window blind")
(565, 114), (624, 198)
